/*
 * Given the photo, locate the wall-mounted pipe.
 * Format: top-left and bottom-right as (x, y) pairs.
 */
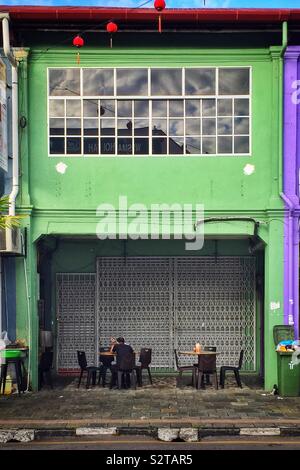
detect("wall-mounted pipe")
(1, 16), (18, 216)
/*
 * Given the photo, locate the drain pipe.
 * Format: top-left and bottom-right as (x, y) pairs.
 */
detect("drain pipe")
(280, 192), (294, 327)
(2, 16), (18, 216)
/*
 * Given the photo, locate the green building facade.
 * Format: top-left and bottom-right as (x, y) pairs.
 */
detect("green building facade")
(6, 7), (288, 390)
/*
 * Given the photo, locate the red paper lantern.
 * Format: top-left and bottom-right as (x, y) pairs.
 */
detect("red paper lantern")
(72, 35), (84, 64)
(154, 0), (166, 33)
(106, 22), (118, 48)
(154, 0), (166, 11)
(73, 35), (84, 48)
(106, 22), (118, 34)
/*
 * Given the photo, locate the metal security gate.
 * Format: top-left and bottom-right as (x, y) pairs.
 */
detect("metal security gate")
(175, 257), (256, 370)
(96, 256), (256, 371)
(97, 257), (174, 368)
(56, 273), (96, 371)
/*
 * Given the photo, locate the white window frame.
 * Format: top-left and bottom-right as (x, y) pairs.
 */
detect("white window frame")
(47, 66), (252, 158)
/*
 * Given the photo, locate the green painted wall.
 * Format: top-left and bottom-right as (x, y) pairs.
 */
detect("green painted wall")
(14, 41), (284, 390)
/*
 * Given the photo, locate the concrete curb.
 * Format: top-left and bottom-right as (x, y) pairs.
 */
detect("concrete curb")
(0, 424), (300, 442)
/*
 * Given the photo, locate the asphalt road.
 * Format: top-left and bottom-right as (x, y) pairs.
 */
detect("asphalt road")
(1, 435), (300, 450)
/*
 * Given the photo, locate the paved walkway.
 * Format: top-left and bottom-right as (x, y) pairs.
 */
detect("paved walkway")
(0, 375), (299, 429)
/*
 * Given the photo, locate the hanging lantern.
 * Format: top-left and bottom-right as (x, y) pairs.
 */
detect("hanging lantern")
(154, 0), (166, 33)
(73, 35), (84, 64)
(106, 21), (118, 48)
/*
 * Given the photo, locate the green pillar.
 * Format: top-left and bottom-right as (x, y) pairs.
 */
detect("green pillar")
(264, 217), (284, 390)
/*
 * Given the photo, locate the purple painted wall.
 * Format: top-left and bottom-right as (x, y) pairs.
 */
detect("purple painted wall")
(283, 46), (300, 337)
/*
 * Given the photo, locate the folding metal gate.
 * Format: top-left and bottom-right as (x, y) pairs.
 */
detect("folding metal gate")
(56, 273), (96, 371)
(96, 256), (256, 371)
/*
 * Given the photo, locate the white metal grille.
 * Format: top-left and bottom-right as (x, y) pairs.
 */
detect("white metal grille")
(96, 256), (256, 371)
(56, 273), (96, 370)
(96, 257), (173, 368)
(175, 257), (256, 370)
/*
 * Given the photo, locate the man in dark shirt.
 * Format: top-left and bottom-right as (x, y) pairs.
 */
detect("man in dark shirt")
(112, 337), (134, 368)
(110, 337), (134, 388)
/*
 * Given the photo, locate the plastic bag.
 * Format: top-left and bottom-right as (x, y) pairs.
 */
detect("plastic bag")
(0, 331), (11, 346)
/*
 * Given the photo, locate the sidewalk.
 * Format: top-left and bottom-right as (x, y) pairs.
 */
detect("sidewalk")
(0, 375), (299, 441)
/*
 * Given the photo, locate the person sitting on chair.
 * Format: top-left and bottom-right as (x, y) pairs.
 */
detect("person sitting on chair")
(110, 337), (134, 388)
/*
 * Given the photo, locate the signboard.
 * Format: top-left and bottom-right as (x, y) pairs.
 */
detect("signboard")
(0, 59), (8, 172)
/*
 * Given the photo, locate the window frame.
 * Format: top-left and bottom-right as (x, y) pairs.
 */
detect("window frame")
(47, 66), (252, 158)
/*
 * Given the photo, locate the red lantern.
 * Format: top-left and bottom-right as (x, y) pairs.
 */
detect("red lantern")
(154, 0), (166, 33)
(106, 21), (118, 34)
(72, 35), (84, 64)
(106, 22), (118, 48)
(154, 0), (166, 11)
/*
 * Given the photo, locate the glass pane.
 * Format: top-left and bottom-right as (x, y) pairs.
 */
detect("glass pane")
(49, 68), (80, 96)
(152, 137), (167, 154)
(218, 136), (232, 153)
(234, 98), (249, 116)
(84, 138), (99, 154)
(202, 99), (216, 117)
(169, 137), (184, 154)
(202, 137), (216, 154)
(134, 119), (149, 136)
(100, 100), (115, 117)
(234, 136), (249, 153)
(50, 118), (64, 135)
(84, 119), (98, 136)
(219, 68), (250, 95)
(234, 117), (249, 135)
(100, 119), (115, 136)
(217, 99), (232, 116)
(83, 100), (98, 117)
(169, 100), (183, 117)
(186, 137), (201, 155)
(82, 68), (113, 96)
(50, 137), (64, 154)
(101, 138), (115, 154)
(134, 100), (149, 117)
(152, 100), (167, 117)
(117, 119), (132, 136)
(169, 119), (183, 136)
(67, 137), (81, 154)
(118, 138), (133, 155)
(117, 69), (148, 96)
(185, 100), (200, 117)
(66, 100), (81, 117)
(186, 118), (200, 136)
(49, 99), (64, 117)
(66, 118), (81, 135)
(152, 119), (167, 136)
(134, 138), (149, 155)
(151, 69), (182, 96)
(117, 101), (132, 117)
(218, 117), (232, 135)
(185, 68), (215, 95)
(202, 118), (216, 136)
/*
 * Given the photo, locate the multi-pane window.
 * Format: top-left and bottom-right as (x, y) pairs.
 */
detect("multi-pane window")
(48, 67), (251, 156)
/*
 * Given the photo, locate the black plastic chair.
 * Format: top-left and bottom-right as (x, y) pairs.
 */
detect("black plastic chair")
(135, 348), (152, 386)
(219, 350), (244, 389)
(99, 347), (115, 387)
(174, 349), (197, 387)
(77, 351), (101, 389)
(38, 351), (53, 390)
(110, 352), (136, 390)
(195, 354), (218, 390)
(203, 346), (217, 385)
